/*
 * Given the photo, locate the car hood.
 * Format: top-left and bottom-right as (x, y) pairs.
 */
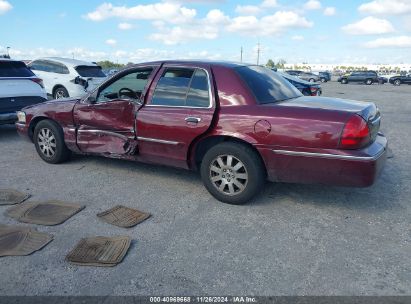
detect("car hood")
(22, 97), (79, 111)
(275, 96), (378, 121)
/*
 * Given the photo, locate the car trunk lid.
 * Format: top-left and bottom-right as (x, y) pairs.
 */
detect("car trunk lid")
(277, 96), (381, 144)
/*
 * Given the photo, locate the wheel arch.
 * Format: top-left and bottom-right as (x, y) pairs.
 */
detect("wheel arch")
(190, 134), (267, 176)
(28, 116), (59, 141)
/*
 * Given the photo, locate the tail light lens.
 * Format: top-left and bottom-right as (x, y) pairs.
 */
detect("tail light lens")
(310, 87), (318, 96)
(31, 78), (44, 88)
(340, 115), (370, 149)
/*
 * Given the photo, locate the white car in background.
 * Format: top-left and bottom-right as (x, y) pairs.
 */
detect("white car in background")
(0, 59), (47, 125)
(28, 57), (106, 99)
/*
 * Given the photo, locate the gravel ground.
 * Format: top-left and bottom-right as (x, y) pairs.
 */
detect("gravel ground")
(0, 81), (410, 296)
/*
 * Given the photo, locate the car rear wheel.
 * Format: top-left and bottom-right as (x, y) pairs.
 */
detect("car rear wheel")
(365, 79), (373, 85)
(34, 120), (71, 164)
(320, 78), (326, 83)
(394, 79), (401, 86)
(200, 142), (265, 205)
(309, 78), (315, 82)
(53, 86), (69, 99)
(341, 78), (348, 84)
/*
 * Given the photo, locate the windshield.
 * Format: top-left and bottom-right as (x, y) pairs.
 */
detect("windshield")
(0, 61), (35, 77)
(75, 65), (106, 78)
(236, 66), (302, 104)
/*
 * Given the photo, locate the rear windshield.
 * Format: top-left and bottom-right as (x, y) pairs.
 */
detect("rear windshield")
(75, 65), (105, 78)
(0, 61), (35, 77)
(236, 66), (302, 104)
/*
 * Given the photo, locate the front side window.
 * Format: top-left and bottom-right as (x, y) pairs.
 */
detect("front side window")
(150, 68), (210, 107)
(29, 60), (47, 72)
(236, 66), (302, 104)
(97, 68), (153, 103)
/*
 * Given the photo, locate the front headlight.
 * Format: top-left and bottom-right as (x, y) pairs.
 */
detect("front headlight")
(16, 111), (26, 123)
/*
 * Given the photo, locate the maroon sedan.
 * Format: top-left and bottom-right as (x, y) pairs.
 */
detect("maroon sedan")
(16, 61), (387, 204)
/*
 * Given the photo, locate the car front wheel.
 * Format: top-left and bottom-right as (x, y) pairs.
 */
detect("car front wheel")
(34, 120), (71, 164)
(341, 78), (348, 84)
(200, 142), (265, 205)
(394, 79), (401, 86)
(365, 79), (373, 85)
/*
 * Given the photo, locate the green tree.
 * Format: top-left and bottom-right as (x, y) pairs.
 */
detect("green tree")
(275, 59), (287, 69)
(266, 59), (275, 69)
(97, 60), (125, 70)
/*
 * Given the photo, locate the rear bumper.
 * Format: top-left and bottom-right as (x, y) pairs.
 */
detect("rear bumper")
(259, 134), (387, 187)
(0, 112), (17, 125)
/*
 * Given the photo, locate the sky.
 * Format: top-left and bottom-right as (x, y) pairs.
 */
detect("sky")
(1, 0), (411, 64)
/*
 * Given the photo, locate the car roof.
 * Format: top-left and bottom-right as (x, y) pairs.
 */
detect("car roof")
(33, 57), (99, 67)
(133, 60), (251, 69)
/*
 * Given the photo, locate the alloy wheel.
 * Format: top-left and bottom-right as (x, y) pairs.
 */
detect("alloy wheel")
(55, 89), (67, 99)
(209, 154), (248, 196)
(37, 128), (57, 158)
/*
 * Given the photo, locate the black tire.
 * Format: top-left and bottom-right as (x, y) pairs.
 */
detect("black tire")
(365, 79), (373, 85)
(53, 86), (69, 99)
(320, 78), (326, 83)
(309, 78), (315, 82)
(33, 120), (71, 164)
(393, 79), (401, 86)
(341, 78), (348, 84)
(200, 142), (265, 205)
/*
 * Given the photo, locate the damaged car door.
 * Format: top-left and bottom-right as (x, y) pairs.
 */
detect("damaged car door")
(73, 67), (158, 155)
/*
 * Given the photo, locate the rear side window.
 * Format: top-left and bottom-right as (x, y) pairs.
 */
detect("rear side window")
(75, 66), (105, 78)
(0, 61), (35, 77)
(186, 69), (210, 107)
(236, 66), (302, 104)
(151, 68), (194, 106)
(151, 68), (210, 107)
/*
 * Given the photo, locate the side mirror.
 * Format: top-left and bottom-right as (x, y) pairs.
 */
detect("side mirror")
(86, 94), (97, 104)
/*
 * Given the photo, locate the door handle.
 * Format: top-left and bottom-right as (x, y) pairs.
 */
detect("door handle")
(185, 117), (201, 124)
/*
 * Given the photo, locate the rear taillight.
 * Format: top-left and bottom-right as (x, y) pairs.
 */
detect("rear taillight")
(310, 87), (318, 96)
(340, 115), (370, 149)
(31, 78), (44, 88)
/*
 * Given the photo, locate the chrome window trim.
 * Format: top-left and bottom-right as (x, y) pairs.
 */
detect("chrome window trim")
(272, 149), (385, 161)
(146, 66), (213, 109)
(137, 136), (179, 145)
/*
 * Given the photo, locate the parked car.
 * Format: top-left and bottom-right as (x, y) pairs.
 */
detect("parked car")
(318, 71), (332, 83)
(298, 72), (320, 82)
(16, 61), (387, 204)
(279, 72), (322, 96)
(285, 70), (303, 76)
(0, 59), (47, 125)
(378, 76), (388, 84)
(285, 70), (320, 82)
(389, 74), (411, 86)
(28, 57), (106, 99)
(338, 71), (379, 85)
